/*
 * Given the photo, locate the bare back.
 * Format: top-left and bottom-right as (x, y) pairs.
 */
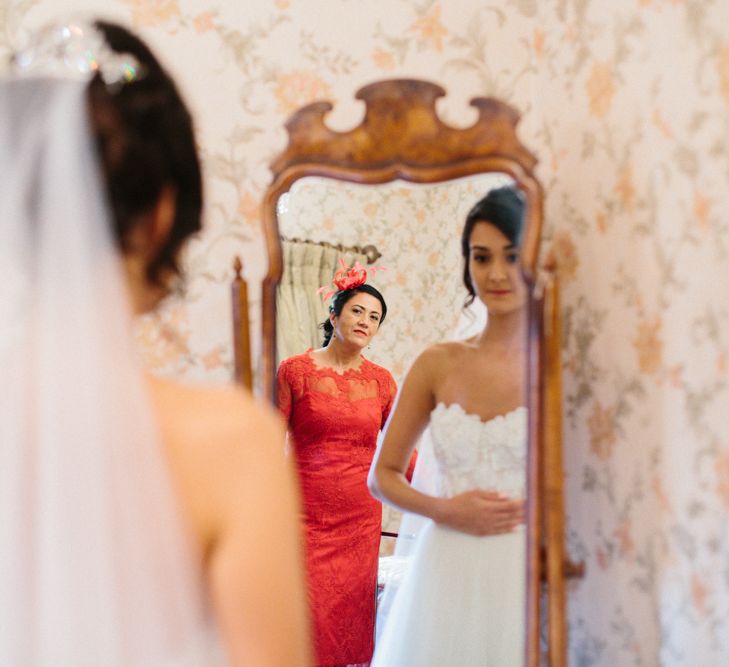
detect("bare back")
(147, 377), (311, 667)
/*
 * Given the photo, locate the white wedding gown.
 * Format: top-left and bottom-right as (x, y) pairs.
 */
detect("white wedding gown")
(372, 402), (527, 666)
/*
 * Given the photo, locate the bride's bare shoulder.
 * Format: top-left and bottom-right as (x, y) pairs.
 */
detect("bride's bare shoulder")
(418, 340), (473, 365)
(147, 376), (284, 452)
(407, 341), (473, 384)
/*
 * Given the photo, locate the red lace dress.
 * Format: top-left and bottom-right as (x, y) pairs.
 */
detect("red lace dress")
(277, 350), (396, 666)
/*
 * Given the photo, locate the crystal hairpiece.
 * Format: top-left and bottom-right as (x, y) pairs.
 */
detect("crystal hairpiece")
(11, 19), (143, 88)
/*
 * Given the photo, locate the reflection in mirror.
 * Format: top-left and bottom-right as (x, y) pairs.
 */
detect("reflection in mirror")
(274, 172), (527, 665)
(275, 172), (514, 372)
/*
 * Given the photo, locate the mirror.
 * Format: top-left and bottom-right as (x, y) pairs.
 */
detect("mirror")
(258, 79), (570, 666)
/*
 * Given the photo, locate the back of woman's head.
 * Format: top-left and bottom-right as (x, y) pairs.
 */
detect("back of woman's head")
(460, 185), (525, 306)
(88, 20), (202, 287)
(320, 284), (388, 346)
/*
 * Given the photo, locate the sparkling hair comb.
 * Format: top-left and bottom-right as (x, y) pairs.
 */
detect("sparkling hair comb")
(317, 258), (386, 301)
(10, 18), (143, 88)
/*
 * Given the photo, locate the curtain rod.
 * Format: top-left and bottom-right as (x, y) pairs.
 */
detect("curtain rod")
(280, 236), (382, 265)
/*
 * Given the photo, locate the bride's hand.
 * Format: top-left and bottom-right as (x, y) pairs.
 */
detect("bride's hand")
(434, 490), (525, 536)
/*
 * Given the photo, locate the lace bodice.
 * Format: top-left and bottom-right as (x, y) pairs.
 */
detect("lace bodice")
(277, 350), (396, 452)
(429, 403), (527, 499)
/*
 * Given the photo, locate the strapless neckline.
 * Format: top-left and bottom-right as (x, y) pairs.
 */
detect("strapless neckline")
(432, 402), (527, 427)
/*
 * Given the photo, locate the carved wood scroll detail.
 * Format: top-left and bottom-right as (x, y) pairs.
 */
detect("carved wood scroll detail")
(270, 79), (537, 177)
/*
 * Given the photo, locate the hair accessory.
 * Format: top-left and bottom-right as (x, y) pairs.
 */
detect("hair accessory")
(11, 19), (143, 88)
(317, 258), (386, 301)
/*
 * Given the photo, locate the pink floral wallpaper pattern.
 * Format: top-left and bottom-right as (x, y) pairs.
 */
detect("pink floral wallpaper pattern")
(3, 0), (729, 664)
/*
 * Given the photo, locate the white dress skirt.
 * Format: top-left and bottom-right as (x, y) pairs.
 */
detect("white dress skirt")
(372, 403), (527, 667)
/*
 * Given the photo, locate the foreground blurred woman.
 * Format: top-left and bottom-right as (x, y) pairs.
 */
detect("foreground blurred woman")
(0, 19), (309, 666)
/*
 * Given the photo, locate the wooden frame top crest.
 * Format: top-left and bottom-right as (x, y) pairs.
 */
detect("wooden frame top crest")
(271, 78), (537, 175)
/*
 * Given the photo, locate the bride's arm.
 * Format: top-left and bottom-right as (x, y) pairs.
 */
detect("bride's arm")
(368, 348), (524, 537)
(368, 349), (441, 519)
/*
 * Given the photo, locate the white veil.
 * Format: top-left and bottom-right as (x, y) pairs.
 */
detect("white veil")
(0, 30), (217, 666)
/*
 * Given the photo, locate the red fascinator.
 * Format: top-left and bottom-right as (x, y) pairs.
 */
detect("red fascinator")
(317, 258), (386, 301)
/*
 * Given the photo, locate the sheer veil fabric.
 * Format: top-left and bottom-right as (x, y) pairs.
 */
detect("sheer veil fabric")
(0, 78), (219, 664)
(375, 424), (440, 641)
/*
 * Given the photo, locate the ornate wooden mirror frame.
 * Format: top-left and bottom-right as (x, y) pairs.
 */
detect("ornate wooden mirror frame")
(258, 78), (571, 667)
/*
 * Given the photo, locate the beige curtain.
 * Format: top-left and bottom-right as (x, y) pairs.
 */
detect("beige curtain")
(276, 240), (367, 365)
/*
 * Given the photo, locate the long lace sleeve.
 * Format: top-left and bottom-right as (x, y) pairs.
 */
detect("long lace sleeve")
(381, 371), (397, 429)
(380, 370), (418, 481)
(276, 361), (293, 423)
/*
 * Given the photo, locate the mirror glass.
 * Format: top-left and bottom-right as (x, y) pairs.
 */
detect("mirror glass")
(274, 171), (529, 660)
(276, 172), (516, 372)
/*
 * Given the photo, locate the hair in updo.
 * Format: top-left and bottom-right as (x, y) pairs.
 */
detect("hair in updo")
(460, 185), (526, 307)
(87, 20), (203, 289)
(320, 284), (388, 346)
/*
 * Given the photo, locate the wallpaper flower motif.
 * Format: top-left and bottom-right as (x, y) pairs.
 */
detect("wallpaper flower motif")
(120, 0), (180, 28)
(3, 0), (729, 663)
(273, 70), (332, 114)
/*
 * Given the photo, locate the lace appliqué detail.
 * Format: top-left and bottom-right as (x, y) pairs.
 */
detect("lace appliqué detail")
(277, 351), (396, 441)
(429, 403), (527, 499)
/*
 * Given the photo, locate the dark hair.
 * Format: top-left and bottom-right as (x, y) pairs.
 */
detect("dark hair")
(460, 185), (525, 307)
(320, 284), (388, 346)
(87, 20), (202, 288)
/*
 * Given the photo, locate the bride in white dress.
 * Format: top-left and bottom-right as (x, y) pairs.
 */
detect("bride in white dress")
(369, 185), (528, 666)
(1, 19), (310, 665)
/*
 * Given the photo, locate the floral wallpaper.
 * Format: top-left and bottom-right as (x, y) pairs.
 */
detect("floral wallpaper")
(3, 0), (729, 664)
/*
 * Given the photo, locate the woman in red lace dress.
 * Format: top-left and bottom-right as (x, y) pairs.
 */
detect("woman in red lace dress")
(277, 273), (395, 667)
